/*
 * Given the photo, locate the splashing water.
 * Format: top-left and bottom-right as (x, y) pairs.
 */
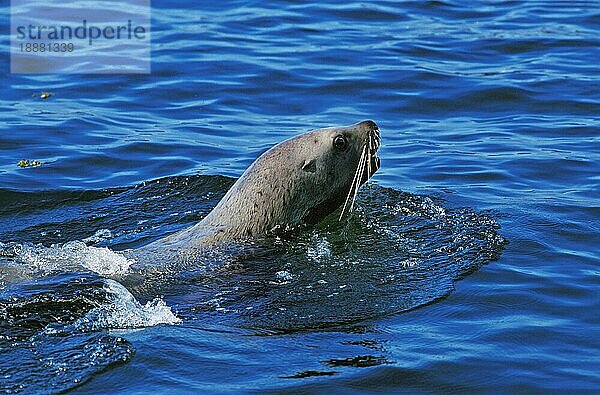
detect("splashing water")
(0, 176), (506, 391)
(76, 279), (181, 331)
(0, 272), (180, 393)
(0, 240), (133, 281)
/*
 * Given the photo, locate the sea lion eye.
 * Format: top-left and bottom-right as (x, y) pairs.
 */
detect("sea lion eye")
(333, 134), (348, 151)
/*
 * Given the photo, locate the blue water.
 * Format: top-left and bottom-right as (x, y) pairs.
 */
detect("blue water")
(1, 0), (599, 392)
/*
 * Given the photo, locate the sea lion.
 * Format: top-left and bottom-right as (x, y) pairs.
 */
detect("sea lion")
(136, 120), (380, 259)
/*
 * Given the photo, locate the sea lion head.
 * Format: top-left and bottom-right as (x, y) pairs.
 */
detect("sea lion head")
(198, 120), (381, 241)
(292, 120), (381, 224)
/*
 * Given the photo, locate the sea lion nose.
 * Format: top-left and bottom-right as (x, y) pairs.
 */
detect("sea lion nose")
(357, 120), (378, 130)
(354, 120), (380, 151)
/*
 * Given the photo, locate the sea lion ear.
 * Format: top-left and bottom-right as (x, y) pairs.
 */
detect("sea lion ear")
(301, 159), (317, 173)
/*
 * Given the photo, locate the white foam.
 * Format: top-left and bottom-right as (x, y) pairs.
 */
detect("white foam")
(81, 229), (113, 245)
(11, 241), (133, 275)
(270, 270), (293, 285)
(76, 279), (180, 330)
(275, 270), (293, 281)
(307, 235), (332, 262)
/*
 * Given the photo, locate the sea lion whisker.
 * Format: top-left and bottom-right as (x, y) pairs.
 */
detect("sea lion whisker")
(339, 147), (365, 220)
(349, 144), (367, 213)
(339, 144), (366, 220)
(367, 134), (372, 177)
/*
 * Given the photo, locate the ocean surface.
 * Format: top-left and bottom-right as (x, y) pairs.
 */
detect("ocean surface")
(1, 0), (599, 393)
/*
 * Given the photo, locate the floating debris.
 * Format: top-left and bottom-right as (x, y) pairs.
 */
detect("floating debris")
(17, 159), (43, 168)
(31, 92), (53, 100)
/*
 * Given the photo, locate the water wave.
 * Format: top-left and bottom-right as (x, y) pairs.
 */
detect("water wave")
(0, 272), (179, 393)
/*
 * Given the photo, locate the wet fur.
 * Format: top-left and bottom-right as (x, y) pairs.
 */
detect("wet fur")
(141, 121), (380, 251)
